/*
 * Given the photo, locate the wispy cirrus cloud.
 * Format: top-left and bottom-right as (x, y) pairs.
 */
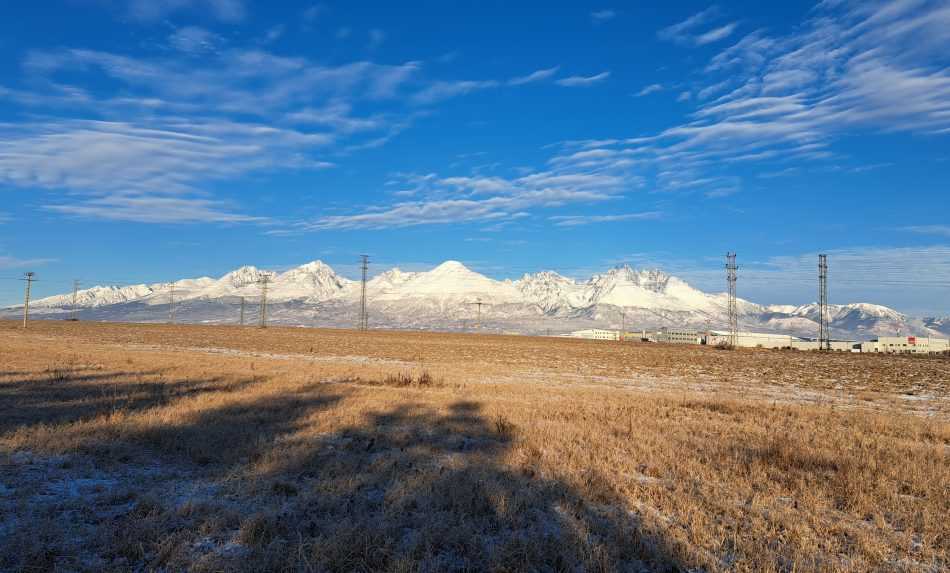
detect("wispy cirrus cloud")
(168, 26), (225, 55)
(591, 10), (616, 23)
(1, 47), (426, 223)
(128, 0), (245, 22)
(549, 211), (661, 227)
(508, 67), (560, 86)
(412, 66), (583, 104)
(0, 255), (56, 269)
(300, 167), (636, 231)
(658, 6), (737, 46)
(635, 83), (664, 97)
(410, 79), (499, 105)
(556, 72), (610, 87)
(548, 1), (950, 198)
(899, 225), (950, 238)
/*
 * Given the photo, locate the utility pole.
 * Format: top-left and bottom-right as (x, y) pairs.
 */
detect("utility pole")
(818, 254), (830, 351)
(259, 275), (270, 328)
(726, 253), (738, 348)
(239, 296), (246, 326)
(21, 272), (35, 328)
(71, 279), (81, 321)
(472, 300), (484, 330)
(358, 255), (369, 331)
(620, 309), (626, 342)
(168, 284), (176, 324)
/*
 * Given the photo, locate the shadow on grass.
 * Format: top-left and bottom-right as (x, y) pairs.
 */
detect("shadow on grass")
(135, 398), (685, 570)
(0, 368), (264, 435)
(2, 373), (691, 571)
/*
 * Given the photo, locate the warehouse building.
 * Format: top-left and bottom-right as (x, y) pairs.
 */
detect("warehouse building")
(561, 329), (620, 341)
(654, 328), (703, 344)
(859, 336), (950, 355)
(706, 331), (797, 349)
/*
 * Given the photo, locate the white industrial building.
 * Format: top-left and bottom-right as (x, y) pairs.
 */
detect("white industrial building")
(561, 329), (620, 341)
(562, 327), (949, 355)
(706, 331), (797, 349)
(858, 336), (949, 355)
(654, 328), (703, 344)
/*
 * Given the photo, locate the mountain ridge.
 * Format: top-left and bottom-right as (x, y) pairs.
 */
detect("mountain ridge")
(7, 260), (949, 339)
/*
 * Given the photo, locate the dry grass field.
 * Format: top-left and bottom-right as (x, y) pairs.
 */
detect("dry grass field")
(0, 320), (948, 572)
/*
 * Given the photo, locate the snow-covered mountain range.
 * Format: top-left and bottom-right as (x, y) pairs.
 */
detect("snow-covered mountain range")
(5, 260), (948, 339)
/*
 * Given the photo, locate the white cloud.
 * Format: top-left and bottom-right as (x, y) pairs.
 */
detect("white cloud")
(900, 225), (950, 238)
(591, 10), (616, 23)
(695, 22), (737, 45)
(658, 7), (736, 46)
(549, 0), (950, 198)
(2, 46), (428, 223)
(168, 26), (224, 54)
(556, 71), (610, 87)
(411, 79), (499, 105)
(508, 67), (560, 86)
(302, 167), (633, 230)
(45, 195), (264, 224)
(129, 0), (245, 22)
(549, 212), (661, 226)
(635, 83), (663, 96)
(0, 255), (56, 269)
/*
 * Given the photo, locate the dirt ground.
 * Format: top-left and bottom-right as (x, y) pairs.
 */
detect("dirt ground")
(1, 320), (948, 571)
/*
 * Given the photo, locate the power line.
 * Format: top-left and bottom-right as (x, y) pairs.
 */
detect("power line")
(358, 255), (369, 331)
(726, 253), (738, 347)
(467, 300), (485, 331)
(819, 254), (830, 350)
(21, 272), (35, 328)
(259, 274), (271, 328)
(71, 279), (81, 321)
(168, 284), (176, 324)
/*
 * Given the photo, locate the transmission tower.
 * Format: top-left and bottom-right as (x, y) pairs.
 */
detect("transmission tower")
(469, 300), (484, 330)
(21, 272), (35, 328)
(168, 284), (176, 324)
(818, 254), (830, 350)
(71, 279), (81, 321)
(726, 253), (738, 347)
(259, 274), (271, 328)
(358, 255), (369, 331)
(239, 296), (246, 326)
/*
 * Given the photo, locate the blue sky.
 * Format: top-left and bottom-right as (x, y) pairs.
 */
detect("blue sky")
(1, 0), (949, 315)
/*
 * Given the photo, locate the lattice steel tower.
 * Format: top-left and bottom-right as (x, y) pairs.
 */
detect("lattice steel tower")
(726, 253), (738, 347)
(358, 255), (369, 331)
(818, 254), (830, 350)
(259, 274), (270, 328)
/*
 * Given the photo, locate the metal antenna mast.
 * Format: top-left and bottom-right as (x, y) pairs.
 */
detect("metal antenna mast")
(359, 255), (369, 331)
(726, 253), (738, 348)
(22, 272), (35, 328)
(71, 279), (81, 321)
(818, 254), (830, 350)
(259, 274), (270, 328)
(168, 283), (176, 324)
(239, 296), (246, 326)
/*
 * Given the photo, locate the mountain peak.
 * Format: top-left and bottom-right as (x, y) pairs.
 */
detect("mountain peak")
(431, 260), (471, 273)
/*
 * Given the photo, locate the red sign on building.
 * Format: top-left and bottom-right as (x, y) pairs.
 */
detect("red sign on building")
(908, 336), (916, 345)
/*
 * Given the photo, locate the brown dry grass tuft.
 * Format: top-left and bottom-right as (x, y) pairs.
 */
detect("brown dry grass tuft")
(0, 320), (947, 571)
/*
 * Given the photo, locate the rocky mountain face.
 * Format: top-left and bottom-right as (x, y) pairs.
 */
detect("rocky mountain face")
(8, 260), (949, 339)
